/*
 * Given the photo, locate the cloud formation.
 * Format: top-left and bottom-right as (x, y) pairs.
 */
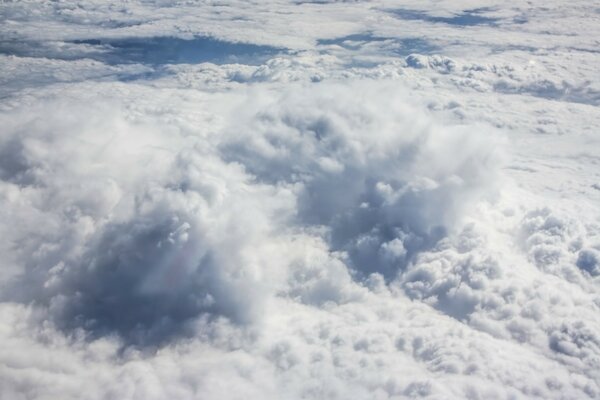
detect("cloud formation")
(221, 82), (502, 279)
(1, 0), (599, 399)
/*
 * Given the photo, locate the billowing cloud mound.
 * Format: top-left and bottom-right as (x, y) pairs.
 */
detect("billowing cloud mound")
(1, 0), (600, 399)
(222, 83), (502, 278)
(0, 83), (501, 345)
(0, 98), (295, 345)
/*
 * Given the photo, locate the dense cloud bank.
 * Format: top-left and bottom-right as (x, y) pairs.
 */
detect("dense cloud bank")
(220, 84), (502, 277)
(1, 1), (600, 399)
(0, 83), (501, 343)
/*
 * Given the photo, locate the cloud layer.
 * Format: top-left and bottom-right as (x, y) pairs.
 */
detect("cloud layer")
(1, 1), (599, 399)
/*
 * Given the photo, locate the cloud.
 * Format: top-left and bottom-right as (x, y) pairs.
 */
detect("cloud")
(1, 74), (599, 399)
(0, 81), (503, 344)
(0, 95), (297, 345)
(1, 0), (600, 399)
(221, 81), (503, 278)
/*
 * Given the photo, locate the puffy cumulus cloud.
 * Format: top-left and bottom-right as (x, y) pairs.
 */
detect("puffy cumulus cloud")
(518, 207), (600, 285)
(2, 77), (600, 398)
(408, 204), (600, 391)
(1, 277), (599, 399)
(0, 81), (501, 344)
(221, 82), (503, 278)
(0, 94), (299, 345)
(1, 0), (600, 397)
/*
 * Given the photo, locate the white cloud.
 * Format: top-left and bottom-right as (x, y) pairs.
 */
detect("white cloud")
(1, 0), (599, 399)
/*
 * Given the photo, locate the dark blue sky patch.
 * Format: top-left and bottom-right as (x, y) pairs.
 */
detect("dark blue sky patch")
(390, 8), (499, 26)
(0, 36), (284, 66)
(72, 36), (285, 65)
